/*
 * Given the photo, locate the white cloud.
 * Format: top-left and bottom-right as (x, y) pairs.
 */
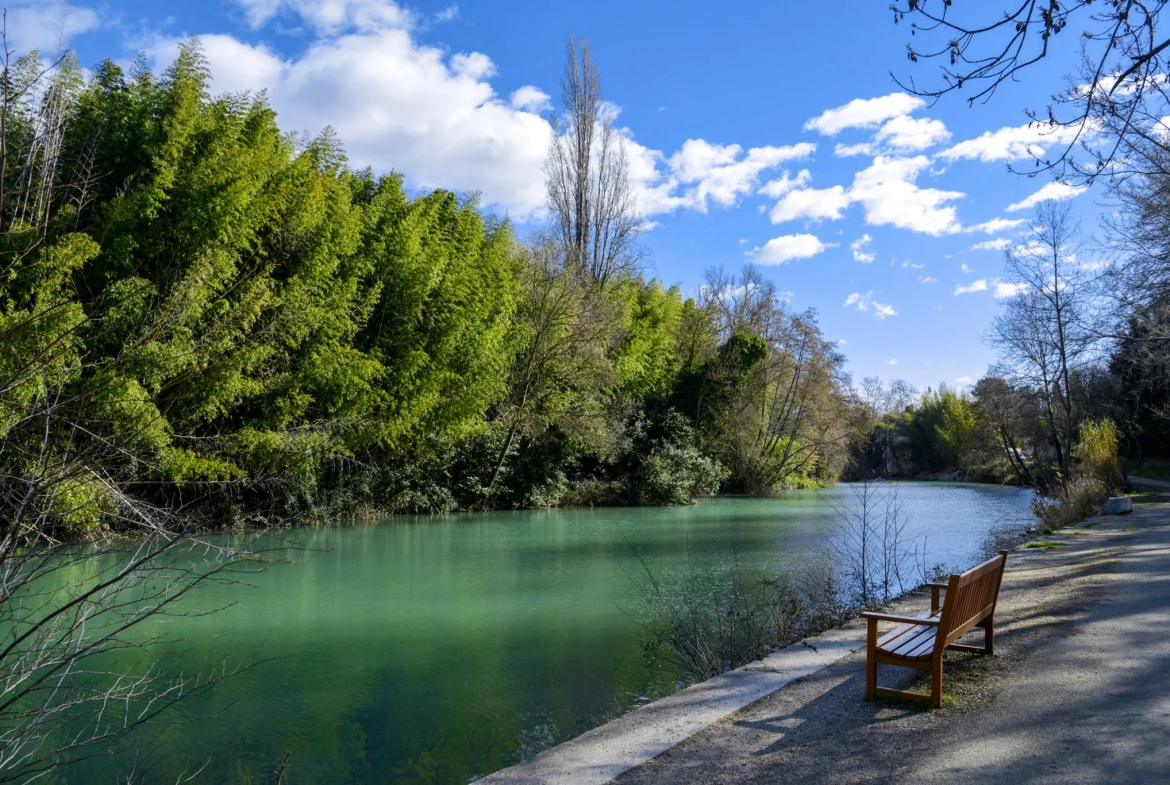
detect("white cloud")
(148, 30), (552, 216)
(901, 261), (924, 269)
(954, 278), (1027, 298)
(885, 359), (898, 366)
(844, 291), (898, 319)
(874, 115), (950, 151)
(769, 184), (850, 223)
(233, 0), (414, 33)
(665, 140), (815, 210)
(769, 155), (963, 235)
(751, 233), (836, 265)
(954, 376), (973, 384)
(850, 234), (874, 263)
(510, 85), (551, 113)
(965, 217), (1027, 234)
(837, 338), (847, 346)
(918, 276), (938, 283)
(758, 168), (812, 198)
(9, 0), (99, 52)
(1006, 182), (1087, 212)
(835, 142), (873, 157)
(938, 122), (1083, 163)
(849, 156), (963, 235)
(804, 93), (925, 135)
(434, 4), (459, 22)
(993, 280), (1028, 298)
(961, 263), (974, 273)
(972, 238), (1012, 251)
(630, 139), (815, 217)
(954, 279), (989, 295)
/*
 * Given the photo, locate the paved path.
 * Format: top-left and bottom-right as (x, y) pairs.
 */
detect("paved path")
(612, 503), (1170, 785)
(1127, 474), (1170, 490)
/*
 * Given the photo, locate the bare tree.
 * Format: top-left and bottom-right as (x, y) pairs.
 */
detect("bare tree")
(702, 267), (852, 492)
(890, 0), (1170, 181)
(854, 377), (918, 476)
(545, 36), (641, 286)
(990, 201), (1097, 482)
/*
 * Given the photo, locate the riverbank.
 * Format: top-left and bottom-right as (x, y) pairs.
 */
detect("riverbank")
(486, 494), (1167, 784)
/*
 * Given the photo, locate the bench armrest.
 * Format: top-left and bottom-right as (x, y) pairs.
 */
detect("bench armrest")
(925, 582), (949, 589)
(860, 611), (941, 626)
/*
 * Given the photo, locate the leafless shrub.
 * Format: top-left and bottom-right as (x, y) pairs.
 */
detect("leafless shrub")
(828, 480), (924, 607)
(625, 546), (851, 683)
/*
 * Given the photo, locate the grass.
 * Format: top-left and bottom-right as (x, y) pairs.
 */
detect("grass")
(1025, 540), (1065, 549)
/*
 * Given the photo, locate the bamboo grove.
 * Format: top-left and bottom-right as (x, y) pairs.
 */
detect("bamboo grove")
(0, 41), (853, 539)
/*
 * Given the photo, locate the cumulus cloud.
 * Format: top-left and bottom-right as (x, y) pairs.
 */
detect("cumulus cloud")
(851, 234), (874, 263)
(769, 155), (963, 235)
(954, 279), (989, 295)
(434, 4), (459, 22)
(9, 0), (99, 52)
(1006, 182), (1087, 212)
(848, 156), (963, 235)
(873, 115), (950, 151)
(844, 291), (897, 319)
(510, 85), (551, 113)
(955, 278), (1026, 298)
(147, 30), (552, 216)
(918, 276), (938, 283)
(885, 359), (898, 366)
(965, 217), (1027, 234)
(629, 139), (815, 217)
(972, 238), (1012, 251)
(835, 142), (873, 157)
(804, 93), (925, 135)
(671, 140), (815, 210)
(233, 0), (414, 33)
(769, 184), (851, 223)
(961, 263), (974, 273)
(751, 233), (836, 265)
(758, 168), (812, 198)
(938, 122), (1083, 163)
(993, 280), (1028, 298)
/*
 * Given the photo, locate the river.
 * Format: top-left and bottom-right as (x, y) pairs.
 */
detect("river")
(63, 481), (1034, 784)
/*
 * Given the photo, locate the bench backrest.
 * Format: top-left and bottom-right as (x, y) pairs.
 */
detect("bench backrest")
(938, 550), (1008, 650)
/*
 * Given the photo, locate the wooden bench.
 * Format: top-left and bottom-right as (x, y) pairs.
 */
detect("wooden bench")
(861, 550), (1008, 707)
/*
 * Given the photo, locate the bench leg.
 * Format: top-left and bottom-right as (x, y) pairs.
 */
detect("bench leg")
(865, 618), (877, 700)
(930, 653), (943, 707)
(984, 616), (994, 656)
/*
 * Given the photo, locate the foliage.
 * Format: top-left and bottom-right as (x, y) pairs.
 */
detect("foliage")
(0, 39), (862, 545)
(1076, 419), (1123, 493)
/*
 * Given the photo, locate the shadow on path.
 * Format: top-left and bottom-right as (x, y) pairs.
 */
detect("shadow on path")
(615, 507), (1170, 785)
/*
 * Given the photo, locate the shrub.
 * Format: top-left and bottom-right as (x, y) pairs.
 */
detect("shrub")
(1032, 475), (1107, 532)
(1076, 419), (1123, 493)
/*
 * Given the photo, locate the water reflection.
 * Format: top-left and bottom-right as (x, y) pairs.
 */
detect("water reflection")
(66, 482), (1033, 784)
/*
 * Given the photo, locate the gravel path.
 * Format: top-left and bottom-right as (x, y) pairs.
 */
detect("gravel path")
(613, 501), (1170, 785)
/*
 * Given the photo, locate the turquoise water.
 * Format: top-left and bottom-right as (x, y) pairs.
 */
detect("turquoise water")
(62, 482), (1034, 784)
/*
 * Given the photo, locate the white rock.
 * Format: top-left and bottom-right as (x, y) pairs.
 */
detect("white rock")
(1101, 496), (1134, 515)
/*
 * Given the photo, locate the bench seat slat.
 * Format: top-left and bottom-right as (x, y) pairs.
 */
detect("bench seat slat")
(876, 610), (941, 660)
(883, 624), (938, 660)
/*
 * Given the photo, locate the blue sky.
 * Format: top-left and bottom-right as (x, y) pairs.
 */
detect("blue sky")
(22, 0), (1098, 391)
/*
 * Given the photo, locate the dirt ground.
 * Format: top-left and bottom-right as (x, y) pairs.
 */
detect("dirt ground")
(613, 497), (1170, 785)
